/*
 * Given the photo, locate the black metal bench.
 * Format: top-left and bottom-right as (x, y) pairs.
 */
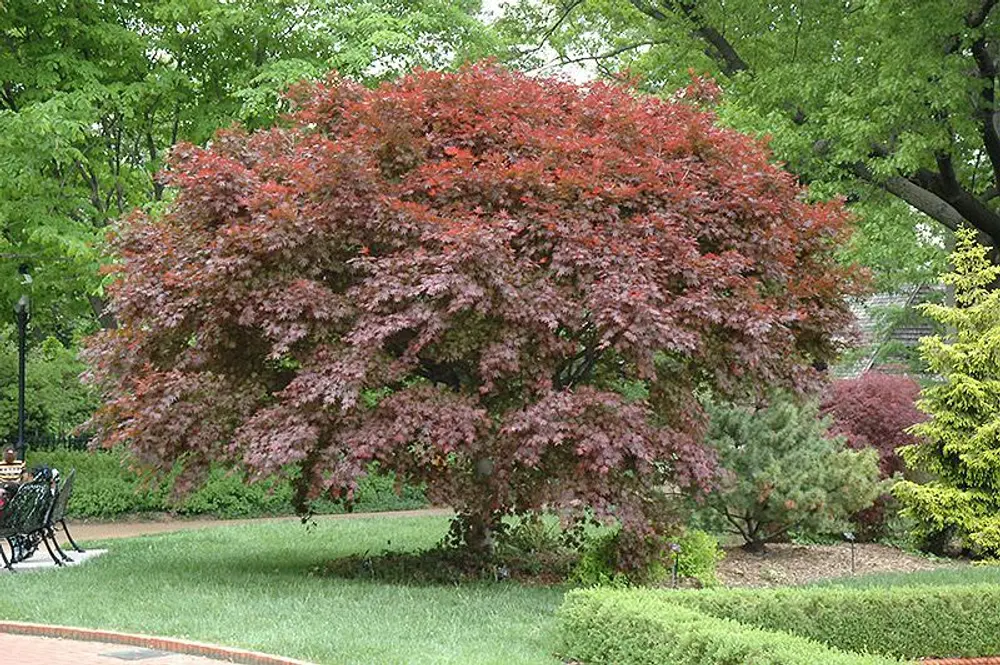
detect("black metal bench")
(0, 469), (83, 570)
(48, 468), (83, 557)
(0, 481), (57, 570)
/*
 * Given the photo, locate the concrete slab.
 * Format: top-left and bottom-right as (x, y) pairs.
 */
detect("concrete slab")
(2, 547), (107, 573)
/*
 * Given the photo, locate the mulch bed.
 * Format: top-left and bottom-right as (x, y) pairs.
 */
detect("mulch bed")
(715, 542), (962, 587)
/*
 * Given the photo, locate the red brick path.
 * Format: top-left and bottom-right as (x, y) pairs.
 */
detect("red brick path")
(0, 622), (316, 665)
(0, 633), (230, 664)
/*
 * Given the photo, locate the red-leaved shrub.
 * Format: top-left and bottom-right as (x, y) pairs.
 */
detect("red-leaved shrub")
(821, 372), (926, 538)
(822, 372), (925, 477)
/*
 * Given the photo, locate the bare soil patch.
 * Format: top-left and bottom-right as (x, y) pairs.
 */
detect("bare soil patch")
(717, 542), (962, 587)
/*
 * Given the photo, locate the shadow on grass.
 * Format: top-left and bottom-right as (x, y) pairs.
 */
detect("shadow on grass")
(319, 545), (577, 587)
(82, 516), (578, 589)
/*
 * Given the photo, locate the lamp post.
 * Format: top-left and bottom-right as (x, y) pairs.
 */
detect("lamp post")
(14, 293), (28, 461)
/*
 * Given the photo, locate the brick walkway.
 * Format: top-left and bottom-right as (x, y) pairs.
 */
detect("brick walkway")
(0, 633), (230, 664)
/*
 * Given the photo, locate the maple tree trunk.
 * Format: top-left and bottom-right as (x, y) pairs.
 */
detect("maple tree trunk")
(463, 511), (497, 558)
(460, 457), (499, 559)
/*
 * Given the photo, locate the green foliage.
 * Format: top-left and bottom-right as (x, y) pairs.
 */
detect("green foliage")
(0, 0), (503, 336)
(499, 0), (973, 288)
(701, 394), (883, 551)
(894, 229), (1000, 555)
(570, 530), (631, 588)
(28, 448), (426, 519)
(559, 588), (900, 665)
(29, 447), (170, 518)
(676, 530), (725, 587)
(0, 330), (98, 439)
(176, 467), (294, 518)
(671, 584), (1000, 660)
(570, 528), (723, 588)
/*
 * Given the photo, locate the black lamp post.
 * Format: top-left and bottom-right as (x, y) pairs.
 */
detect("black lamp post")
(14, 292), (28, 462)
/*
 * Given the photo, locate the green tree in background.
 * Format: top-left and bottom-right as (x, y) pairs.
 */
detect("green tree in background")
(0, 330), (98, 440)
(499, 0), (1000, 286)
(0, 0), (502, 338)
(701, 394), (881, 552)
(895, 228), (1000, 556)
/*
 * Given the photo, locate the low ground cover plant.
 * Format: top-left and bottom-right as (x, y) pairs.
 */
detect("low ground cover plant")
(571, 528), (723, 588)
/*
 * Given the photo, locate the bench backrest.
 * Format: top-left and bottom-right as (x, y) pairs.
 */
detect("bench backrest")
(49, 468), (75, 524)
(0, 482), (53, 536)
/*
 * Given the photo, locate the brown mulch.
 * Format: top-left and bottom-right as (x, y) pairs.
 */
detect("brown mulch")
(716, 542), (963, 587)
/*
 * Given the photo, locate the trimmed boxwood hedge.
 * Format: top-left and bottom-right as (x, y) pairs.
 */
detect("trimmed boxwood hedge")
(561, 583), (1000, 664)
(670, 583), (1000, 660)
(559, 588), (902, 665)
(28, 448), (427, 520)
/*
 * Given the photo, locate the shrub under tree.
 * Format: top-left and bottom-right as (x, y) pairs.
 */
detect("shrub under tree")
(895, 228), (1000, 555)
(84, 65), (860, 560)
(821, 373), (925, 478)
(820, 372), (926, 540)
(702, 395), (882, 552)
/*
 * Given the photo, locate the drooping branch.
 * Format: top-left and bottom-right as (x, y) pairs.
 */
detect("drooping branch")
(514, 0), (586, 59)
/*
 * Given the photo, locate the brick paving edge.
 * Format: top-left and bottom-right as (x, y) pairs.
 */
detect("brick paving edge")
(0, 621), (318, 665)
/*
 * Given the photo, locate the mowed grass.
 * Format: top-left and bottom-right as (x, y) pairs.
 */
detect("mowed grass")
(812, 563), (990, 589)
(0, 515), (564, 665)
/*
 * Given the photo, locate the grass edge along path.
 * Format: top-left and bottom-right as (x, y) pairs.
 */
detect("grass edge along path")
(65, 507), (454, 543)
(0, 514), (564, 665)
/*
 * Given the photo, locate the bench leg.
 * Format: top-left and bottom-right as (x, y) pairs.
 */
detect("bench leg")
(40, 533), (64, 567)
(48, 529), (72, 563)
(61, 520), (84, 553)
(0, 543), (13, 572)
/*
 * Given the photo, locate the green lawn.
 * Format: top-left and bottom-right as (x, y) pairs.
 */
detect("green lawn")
(0, 515), (564, 665)
(812, 564), (991, 589)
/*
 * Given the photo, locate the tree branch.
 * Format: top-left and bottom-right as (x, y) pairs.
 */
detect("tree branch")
(910, 155), (1000, 241)
(538, 39), (672, 71)
(720, 508), (751, 543)
(88, 295), (118, 330)
(515, 0), (586, 59)
(662, 0), (750, 76)
(627, 0), (668, 22)
(971, 37), (1000, 190)
(848, 161), (964, 232)
(1, 82), (18, 112)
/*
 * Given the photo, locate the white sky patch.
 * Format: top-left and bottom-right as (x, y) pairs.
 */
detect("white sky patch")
(479, 0), (596, 83)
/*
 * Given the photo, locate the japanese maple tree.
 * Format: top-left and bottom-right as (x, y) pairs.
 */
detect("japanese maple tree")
(820, 372), (926, 539)
(84, 65), (860, 557)
(821, 373), (926, 478)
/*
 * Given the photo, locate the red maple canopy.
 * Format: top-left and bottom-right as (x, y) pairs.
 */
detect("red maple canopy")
(85, 65), (860, 550)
